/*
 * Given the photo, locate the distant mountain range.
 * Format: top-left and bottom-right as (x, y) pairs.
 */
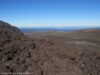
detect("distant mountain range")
(20, 26), (100, 33)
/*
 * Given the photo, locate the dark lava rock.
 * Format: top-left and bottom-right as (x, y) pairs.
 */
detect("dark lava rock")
(0, 21), (23, 40)
(0, 21), (38, 74)
(0, 21), (100, 75)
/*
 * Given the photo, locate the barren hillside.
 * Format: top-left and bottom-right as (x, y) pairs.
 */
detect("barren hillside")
(0, 21), (100, 75)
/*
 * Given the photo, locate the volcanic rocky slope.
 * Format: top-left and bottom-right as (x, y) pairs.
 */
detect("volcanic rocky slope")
(0, 21), (100, 75)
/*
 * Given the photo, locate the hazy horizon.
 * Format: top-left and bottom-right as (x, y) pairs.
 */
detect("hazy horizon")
(0, 0), (100, 28)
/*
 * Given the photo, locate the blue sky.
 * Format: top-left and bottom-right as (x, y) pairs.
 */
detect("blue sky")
(0, 0), (100, 28)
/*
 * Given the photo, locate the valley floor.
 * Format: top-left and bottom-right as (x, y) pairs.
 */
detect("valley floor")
(0, 27), (100, 75)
